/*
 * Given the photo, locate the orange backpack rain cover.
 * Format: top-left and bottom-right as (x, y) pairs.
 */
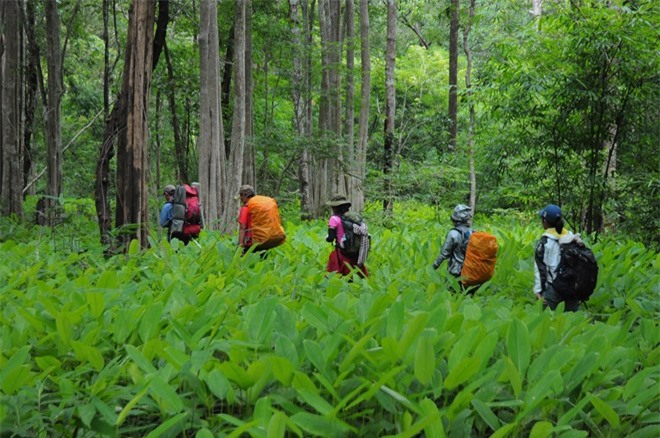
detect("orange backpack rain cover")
(247, 195), (286, 249)
(460, 232), (498, 286)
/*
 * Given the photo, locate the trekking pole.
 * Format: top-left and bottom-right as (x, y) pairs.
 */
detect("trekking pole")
(192, 182), (205, 229)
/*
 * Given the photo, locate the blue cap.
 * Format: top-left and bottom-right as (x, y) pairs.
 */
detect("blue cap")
(539, 204), (562, 223)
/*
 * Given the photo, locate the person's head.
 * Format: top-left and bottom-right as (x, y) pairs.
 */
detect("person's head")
(163, 184), (176, 201)
(239, 184), (256, 204)
(539, 204), (564, 233)
(326, 194), (351, 215)
(451, 204), (473, 226)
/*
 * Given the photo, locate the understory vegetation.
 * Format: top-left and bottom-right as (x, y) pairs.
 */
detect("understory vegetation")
(1, 200), (657, 437)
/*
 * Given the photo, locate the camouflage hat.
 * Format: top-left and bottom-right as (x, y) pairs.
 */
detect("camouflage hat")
(326, 194), (351, 207)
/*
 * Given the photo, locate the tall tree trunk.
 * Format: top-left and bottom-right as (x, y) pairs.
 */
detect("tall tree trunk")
(44, 0), (63, 221)
(345, 0), (355, 201)
(290, 0), (312, 219)
(464, 0), (476, 212)
(94, 0), (114, 246)
(448, 0), (459, 151)
(114, 0), (157, 249)
(23, 0), (38, 198)
(242, 0), (255, 188)
(164, 42), (187, 182)
(222, 0), (247, 233)
(354, 0), (370, 213)
(198, 0), (226, 231)
(383, 0), (396, 213)
(0, 0), (24, 217)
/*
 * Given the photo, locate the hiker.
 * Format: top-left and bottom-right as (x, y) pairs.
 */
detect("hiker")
(432, 204), (475, 288)
(534, 204), (581, 311)
(325, 194), (369, 278)
(160, 183), (202, 245)
(237, 185), (286, 255)
(159, 184), (177, 239)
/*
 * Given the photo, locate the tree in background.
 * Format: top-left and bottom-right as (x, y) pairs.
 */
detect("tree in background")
(383, 0), (396, 213)
(447, 0), (459, 151)
(114, 0), (157, 248)
(353, 0), (371, 213)
(198, 0), (226, 232)
(0, 0), (24, 218)
(463, 0), (476, 211)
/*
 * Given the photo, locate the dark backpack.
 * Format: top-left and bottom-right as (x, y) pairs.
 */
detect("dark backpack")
(553, 240), (598, 301)
(171, 184), (202, 238)
(339, 212), (369, 259)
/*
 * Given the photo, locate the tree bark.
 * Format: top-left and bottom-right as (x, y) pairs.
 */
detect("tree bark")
(448, 0), (459, 151)
(164, 42), (187, 182)
(222, 0), (247, 233)
(198, 0), (226, 231)
(464, 0), (476, 212)
(44, 0), (63, 220)
(383, 0), (396, 213)
(242, 0), (255, 188)
(114, 0), (157, 249)
(345, 0), (355, 200)
(354, 0), (370, 213)
(0, 0), (24, 217)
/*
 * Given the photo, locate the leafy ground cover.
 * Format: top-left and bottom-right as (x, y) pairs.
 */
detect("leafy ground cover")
(0, 202), (658, 437)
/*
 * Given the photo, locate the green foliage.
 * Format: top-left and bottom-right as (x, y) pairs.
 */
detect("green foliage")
(1, 203), (657, 436)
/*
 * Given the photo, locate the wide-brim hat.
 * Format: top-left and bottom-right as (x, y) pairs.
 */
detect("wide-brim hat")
(326, 194), (351, 207)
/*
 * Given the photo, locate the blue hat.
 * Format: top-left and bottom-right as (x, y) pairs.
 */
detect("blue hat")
(539, 204), (562, 223)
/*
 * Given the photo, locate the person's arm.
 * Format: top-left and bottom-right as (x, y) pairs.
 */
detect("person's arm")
(534, 237), (548, 297)
(326, 227), (337, 243)
(433, 229), (457, 269)
(160, 203), (172, 227)
(238, 222), (247, 246)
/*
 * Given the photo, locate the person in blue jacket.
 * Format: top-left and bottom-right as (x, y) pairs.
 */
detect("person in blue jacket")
(159, 184), (176, 239)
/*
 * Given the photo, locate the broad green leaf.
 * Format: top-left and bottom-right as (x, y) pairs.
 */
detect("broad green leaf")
(591, 395), (620, 428)
(529, 421), (553, 438)
(86, 291), (105, 319)
(116, 385), (149, 426)
(419, 398), (445, 438)
(71, 340), (105, 371)
(414, 330), (436, 385)
(471, 398), (501, 431)
(268, 356), (294, 385)
(203, 368), (230, 399)
(507, 319), (531, 376)
(301, 303), (329, 334)
(195, 428), (215, 438)
(386, 300), (404, 339)
(125, 344), (157, 375)
(247, 297), (277, 345)
(146, 412), (188, 438)
(444, 356), (481, 390)
(399, 312), (430, 359)
(77, 403), (96, 428)
(491, 422), (517, 438)
(503, 356), (523, 398)
(267, 411), (287, 438)
(290, 412), (355, 437)
(303, 340), (326, 374)
(219, 361), (253, 389)
(297, 389), (334, 416)
(339, 329), (375, 372)
(380, 385), (420, 414)
(128, 239), (141, 255)
(139, 301), (164, 343)
(150, 375), (184, 414)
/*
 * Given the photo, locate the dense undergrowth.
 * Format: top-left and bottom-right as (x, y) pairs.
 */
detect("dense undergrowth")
(0, 200), (658, 437)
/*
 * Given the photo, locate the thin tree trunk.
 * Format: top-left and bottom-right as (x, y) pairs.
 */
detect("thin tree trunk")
(464, 0), (476, 212)
(198, 0), (226, 231)
(345, 0), (355, 200)
(354, 0), (370, 213)
(383, 0), (396, 213)
(223, 0), (247, 233)
(448, 0), (459, 151)
(44, 0), (63, 221)
(164, 42), (187, 182)
(242, 0), (255, 188)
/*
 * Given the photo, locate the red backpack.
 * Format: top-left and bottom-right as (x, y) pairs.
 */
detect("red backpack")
(171, 184), (202, 238)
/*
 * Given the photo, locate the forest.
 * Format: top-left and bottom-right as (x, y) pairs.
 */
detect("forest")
(0, 0), (658, 436)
